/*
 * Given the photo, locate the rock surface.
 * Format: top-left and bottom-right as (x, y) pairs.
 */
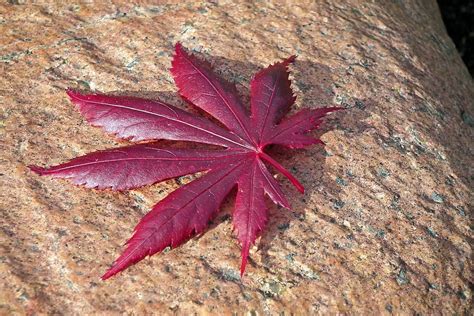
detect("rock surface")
(1, 1), (472, 314)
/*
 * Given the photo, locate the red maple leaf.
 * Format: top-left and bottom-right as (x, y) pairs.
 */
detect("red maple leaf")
(30, 43), (340, 279)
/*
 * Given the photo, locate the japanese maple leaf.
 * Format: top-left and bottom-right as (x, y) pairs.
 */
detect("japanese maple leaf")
(30, 43), (340, 280)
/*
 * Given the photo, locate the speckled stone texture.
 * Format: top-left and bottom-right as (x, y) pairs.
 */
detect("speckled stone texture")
(1, 1), (472, 314)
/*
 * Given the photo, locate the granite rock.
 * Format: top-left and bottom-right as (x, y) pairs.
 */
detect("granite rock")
(0, 1), (472, 314)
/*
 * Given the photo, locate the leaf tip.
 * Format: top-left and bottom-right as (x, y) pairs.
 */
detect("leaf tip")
(66, 88), (79, 99)
(174, 42), (185, 56)
(65, 89), (85, 107)
(240, 246), (249, 277)
(28, 165), (47, 175)
(285, 55), (297, 64)
(100, 270), (114, 281)
(101, 263), (125, 280)
(329, 106), (345, 112)
(171, 42), (188, 75)
(293, 183), (305, 194)
(240, 263), (247, 278)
